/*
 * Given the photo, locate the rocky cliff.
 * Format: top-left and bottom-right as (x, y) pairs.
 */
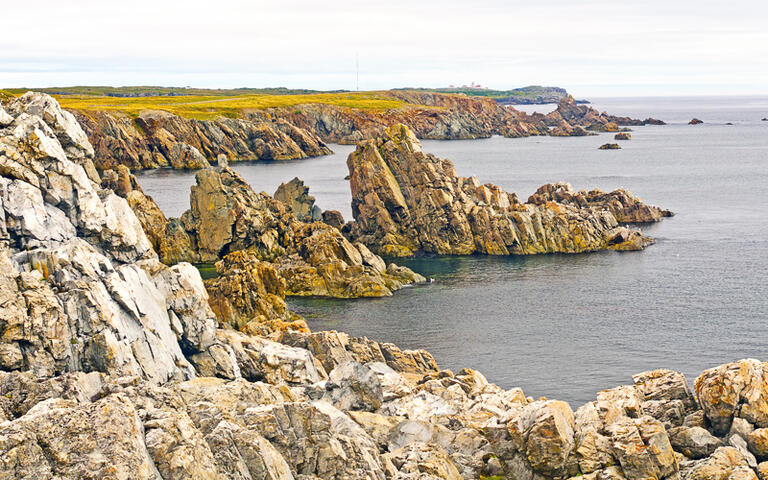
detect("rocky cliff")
(73, 109), (332, 170)
(106, 155), (425, 299)
(2, 93), (768, 480)
(344, 124), (664, 257)
(56, 91), (661, 171)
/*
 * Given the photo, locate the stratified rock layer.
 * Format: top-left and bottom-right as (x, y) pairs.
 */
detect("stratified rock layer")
(345, 124), (662, 257)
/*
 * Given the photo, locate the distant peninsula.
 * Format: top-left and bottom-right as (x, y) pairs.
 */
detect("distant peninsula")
(2, 84), (587, 105)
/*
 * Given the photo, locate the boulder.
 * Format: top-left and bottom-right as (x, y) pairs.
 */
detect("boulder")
(689, 118), (704, 125)
(748, 429), (768, 460)
(682, 446), (751, 480)
(695, 359), (768, 435)
(614, 132), (631, 140)
(668, 426), (722, 459)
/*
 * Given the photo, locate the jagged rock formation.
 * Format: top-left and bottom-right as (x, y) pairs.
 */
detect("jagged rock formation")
(4, 92), (768, 480)
(274, 177), (322, 221)
(101, 156), (425, 300)
(528, 183), (674, 223)
(344, 124), (662, 257)
(59, 91), (663, 172)
(543, 95), (666, 130)
(72, 109), (332, 170)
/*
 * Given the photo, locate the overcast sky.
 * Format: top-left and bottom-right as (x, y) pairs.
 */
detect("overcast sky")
(2, 0), (766, 96)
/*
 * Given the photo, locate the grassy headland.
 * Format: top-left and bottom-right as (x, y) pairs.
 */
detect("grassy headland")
(39, 91), (407, 120)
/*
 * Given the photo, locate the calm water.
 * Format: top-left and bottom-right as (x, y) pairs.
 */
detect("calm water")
(136, 97), (768, 405)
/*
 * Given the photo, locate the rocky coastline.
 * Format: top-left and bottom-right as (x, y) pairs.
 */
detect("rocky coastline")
(4, 94), (763, 480)
(35, 91), (668, 172)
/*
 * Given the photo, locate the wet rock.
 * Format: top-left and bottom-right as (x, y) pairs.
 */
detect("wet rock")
(614, 132), (632, 140)
(599, 143), (622, 150)
(689, 118), (704, 125)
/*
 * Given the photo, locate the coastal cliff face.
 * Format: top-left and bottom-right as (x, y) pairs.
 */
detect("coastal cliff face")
(3, 93), (768, 480)
(59, 91), (661, 171)
(73, 109), (332, 170)
(106, 156), (425, 300)
(344, 124), (662, 257)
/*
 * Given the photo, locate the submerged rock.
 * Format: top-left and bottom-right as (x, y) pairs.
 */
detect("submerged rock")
(345, 124), (658, 257)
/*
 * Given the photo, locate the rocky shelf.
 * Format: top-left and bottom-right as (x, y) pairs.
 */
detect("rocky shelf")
(3, 94), (758, 480)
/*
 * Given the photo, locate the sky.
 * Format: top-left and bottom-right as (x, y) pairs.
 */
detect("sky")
(1, 0), (766, 97)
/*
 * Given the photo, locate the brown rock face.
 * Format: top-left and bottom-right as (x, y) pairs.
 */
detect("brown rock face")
(72, 109), (332, 171)
(528, 182), (674, 223)
(205, 251), (308, 335)
(273, 177), (321, 221)
(345, 124), (659, 257)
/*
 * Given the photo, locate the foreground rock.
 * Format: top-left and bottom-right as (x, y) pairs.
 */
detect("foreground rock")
(344, 124), (662, 257)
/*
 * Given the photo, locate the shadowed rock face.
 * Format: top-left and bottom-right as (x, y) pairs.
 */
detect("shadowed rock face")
(73, 109), (332, 171)
(0, 92), (220, 382)
(344, 124), (662, 257)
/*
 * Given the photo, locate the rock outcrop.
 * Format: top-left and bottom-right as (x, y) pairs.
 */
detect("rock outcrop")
(102, 154), (425, 302)
(690, 118), (704, 125)
(528, 182), (674, 223)
(344, 124), (662, 257)
(615, 132), (632, 140)
(73, 109), (332, 171)
(599, 143), (621, 150)
(61, 90), (664, 172)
